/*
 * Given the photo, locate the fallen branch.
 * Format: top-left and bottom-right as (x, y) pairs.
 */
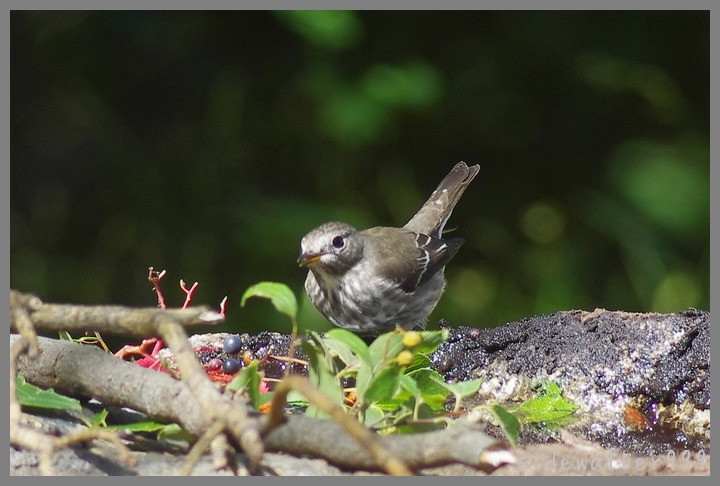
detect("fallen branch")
(11, 334), (510, 473)
(263, 414), (510, 473)
(9, 330), (136, 475)
(269, 375), (413, 475)
(10, 290), (514, 475)
(10, 334), (208, 433)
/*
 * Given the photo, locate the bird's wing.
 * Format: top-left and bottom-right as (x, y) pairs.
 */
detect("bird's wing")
(364, 227), (464, 293)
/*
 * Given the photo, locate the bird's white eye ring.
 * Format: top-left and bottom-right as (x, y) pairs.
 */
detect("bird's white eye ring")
(332, 236), (346, 249)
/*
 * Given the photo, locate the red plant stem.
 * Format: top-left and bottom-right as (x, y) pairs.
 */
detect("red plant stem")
(180, 280), (199, 309)
(219, 296), (228, 317)
(148, 267), (168, 310)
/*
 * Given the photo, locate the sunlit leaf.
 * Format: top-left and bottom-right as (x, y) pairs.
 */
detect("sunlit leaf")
(363, 367), (400, 404)
(363, 404), (386, 428)
(324, 328), (371, 364)
(157, 423), (194, 444)
(241, 282), (298, 321)
(302, 333), (345, 418)
(107, 421), (169, 432)
(487, 403), (521, 446)
(440, 377), (483, 398)
(90, 408), (109, 427)
(16, 376), (82, 411)
(410, 329), (450, 355)
(517, 380), (578, 424)
(413, 370), (451, 410)
(367, 331), (405, 370)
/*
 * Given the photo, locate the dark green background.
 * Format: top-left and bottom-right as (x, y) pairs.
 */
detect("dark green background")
(10, 11), (710, 335)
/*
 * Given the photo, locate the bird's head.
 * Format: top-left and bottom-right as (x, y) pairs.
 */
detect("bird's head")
(298, 222), (364, 276)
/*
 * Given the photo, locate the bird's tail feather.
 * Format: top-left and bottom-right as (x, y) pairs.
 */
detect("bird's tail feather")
(403, 161), (480, 237)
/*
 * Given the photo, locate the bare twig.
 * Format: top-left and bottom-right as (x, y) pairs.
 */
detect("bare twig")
(181, 420), (226, 475)
(155, 316), (265, 466)
(9, 291), (42, 357)
(10, 290), (224, 337)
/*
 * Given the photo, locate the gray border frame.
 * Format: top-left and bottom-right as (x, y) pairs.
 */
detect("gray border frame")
(4, 2), (715, 485)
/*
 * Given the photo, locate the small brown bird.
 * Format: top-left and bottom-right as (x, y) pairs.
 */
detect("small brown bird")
(298, 161), (480, 333)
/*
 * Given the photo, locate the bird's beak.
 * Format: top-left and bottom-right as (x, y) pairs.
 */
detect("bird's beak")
(298, 252), (322, 267)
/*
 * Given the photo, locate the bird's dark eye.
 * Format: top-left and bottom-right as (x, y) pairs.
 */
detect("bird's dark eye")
(332, 235), (346, 249)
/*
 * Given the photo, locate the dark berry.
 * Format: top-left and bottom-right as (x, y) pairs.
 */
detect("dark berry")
(207, 358), (223, 371)
(222, 358), (241, 374)
(223, 335), (243, 354)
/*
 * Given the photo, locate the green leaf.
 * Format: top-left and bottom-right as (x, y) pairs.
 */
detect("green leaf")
(517, 380), (578, 424)
(367, 331), (405, 370)
(226, 360), (262, 409)
(157, 423), (194, 444)
(355, 361), (373, 400)
(397, 371), (449, 418)
(241, 282), (298, 320)
(393, 418), (446, 435)
(107, 420), (168, 432)
(324, 328), (371, 365)
(302, 334), (345, 417)
(398, 373), (421, 397)
(487, 403), (521, 446)
(410, 329), (450, 355)
(58, 330), (73, 342)
(441, 378), (483, 398)
(398, 373), (433, 417)
(16, 376), (82, 411)
(258, 392), (274, 408)
(320, 337), (357, 368)
(89, 408), (109, 427)
(404, 353), (434, 374)
(413, 370), (451, 410)
(363, 404), (387, 428)
(275, 11), (362, 51)
(285, 389), (309, 407)
(361, 61), (443, 109)
(369, 397), (408, 413)
(306, 331), (341, 374)
(363, 366), (400, 404)
(436, 377), (483, 413)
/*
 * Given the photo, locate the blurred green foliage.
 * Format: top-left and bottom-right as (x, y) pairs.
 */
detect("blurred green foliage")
(10, 11), (709, 336)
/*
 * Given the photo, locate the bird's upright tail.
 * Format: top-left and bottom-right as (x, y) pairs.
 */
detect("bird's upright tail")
(403, 161), (480, 237)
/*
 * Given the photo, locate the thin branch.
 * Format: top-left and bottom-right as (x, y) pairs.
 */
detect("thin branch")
(10, 290), (223, 338)
(181, 420), (226, 475)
